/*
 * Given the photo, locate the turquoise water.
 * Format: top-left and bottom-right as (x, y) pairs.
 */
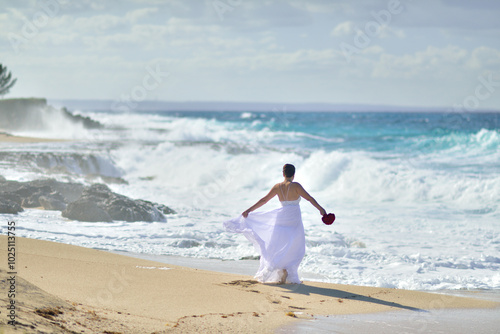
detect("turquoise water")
(2, 109), (499, 290)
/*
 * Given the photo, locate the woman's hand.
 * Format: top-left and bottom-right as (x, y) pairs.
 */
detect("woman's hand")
(242, 210), (251, 218)
(319, 208), (327, 216)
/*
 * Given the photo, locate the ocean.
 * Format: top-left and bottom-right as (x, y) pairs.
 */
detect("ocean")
(1, 106), (499, 291)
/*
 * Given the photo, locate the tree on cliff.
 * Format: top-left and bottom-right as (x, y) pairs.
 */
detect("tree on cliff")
(0, 64), (17, 97)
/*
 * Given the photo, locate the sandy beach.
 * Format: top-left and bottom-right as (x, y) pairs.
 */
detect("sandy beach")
(0, 236), (498, 333)
(2, 0), (500, 331)
(0, 132), (63, 143)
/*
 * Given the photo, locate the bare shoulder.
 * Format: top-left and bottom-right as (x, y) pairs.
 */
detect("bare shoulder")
(292, 182), (304, 190)
(293, 182), (311, 197)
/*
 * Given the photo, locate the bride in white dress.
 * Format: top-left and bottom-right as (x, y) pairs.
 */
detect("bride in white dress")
(224, 164), (326, 284)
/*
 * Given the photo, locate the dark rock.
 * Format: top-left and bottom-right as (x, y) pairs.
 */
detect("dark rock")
(0, 198), (23, 214)
(106, 197), (142, 221)
(0, 192), (22, 206)
(98, 175), (128, 185)
(39, 196), (67, 211)
(63, 199), (111, 222)
(240, 255), (261, 260)
(62, 183), (174, 222)
(16, 185), (52, 208)
(107, 198), (166, 222)
(152, 202), (176, 215)
(0, 177), (174, 222)
(61, 107), (102, 129)
(0, 178), (82, 209)
(173, 240), (201, 248)
(0, 178), (24, 193)
(27, 179), (84, 203)
(81, 183), (111, 201)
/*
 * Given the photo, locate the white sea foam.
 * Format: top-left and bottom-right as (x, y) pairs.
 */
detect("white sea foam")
(2, 110), (499, 291)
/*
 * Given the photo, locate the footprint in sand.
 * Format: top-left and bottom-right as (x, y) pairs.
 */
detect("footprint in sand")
(224, 280), (259, 288)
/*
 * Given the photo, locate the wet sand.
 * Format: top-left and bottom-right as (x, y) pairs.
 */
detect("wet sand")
(0, 236), (498, 333)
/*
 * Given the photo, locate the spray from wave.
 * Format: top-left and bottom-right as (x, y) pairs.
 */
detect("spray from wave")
(0, 98), (101, 139)
(2, 106), (499, 290)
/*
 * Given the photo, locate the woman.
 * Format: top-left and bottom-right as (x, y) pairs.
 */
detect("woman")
(224, 164), (326, 284)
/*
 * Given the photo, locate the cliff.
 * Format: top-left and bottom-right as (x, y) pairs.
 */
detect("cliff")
(0, 98), (101, 131)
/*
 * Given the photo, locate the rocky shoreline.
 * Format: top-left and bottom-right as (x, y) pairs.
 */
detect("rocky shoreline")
(0, 176), (175, 222)
(0, 98), (101, 131)
(0, 98), (175, 222)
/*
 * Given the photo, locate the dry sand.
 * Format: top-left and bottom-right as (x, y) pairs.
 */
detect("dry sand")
(0, 132), (63, 143)
(0, 236), (498, 333)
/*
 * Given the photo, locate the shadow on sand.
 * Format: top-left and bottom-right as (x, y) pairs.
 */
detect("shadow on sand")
(279, 283), (425, 312)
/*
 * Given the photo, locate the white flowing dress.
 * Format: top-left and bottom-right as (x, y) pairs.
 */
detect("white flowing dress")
(223, 189), (305, 284)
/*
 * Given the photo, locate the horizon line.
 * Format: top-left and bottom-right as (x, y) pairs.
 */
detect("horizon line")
(2, 97), (499, 113)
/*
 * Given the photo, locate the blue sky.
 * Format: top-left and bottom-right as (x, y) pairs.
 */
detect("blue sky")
(1, 0), (499, 110)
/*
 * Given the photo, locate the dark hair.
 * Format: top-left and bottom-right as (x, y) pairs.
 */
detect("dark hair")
(283, 164), (295, 178)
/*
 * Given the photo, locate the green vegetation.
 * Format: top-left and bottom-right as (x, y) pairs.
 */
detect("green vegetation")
(0, 64), (17, 97)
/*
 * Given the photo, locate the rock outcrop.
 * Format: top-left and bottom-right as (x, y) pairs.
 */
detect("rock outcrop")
(38, 195), (67, 211)
(62, 184), (172, 222)
(0, 178), (84, 209)
(0, 98), (102, 131)
(0, 177), (174, 222)
(0, 195), (23, 214)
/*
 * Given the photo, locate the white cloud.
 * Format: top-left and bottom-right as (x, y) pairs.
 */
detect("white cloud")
(467, 46), (500, 70)
(332, 20), (405, 42)
(73, 7), (158, 34)
(370, 45), (496, 80)
(289, 1), (350, 14)
(362, 45), (384, 55)
(125, 7), (159, 22)
(74, 14), (126, 33)
(163, 17), (221, 35)
(331, 21), (356, 36)
(208, 48), (345, 73)
(1, 0), (499, 108)
(378, 25), (405, 39)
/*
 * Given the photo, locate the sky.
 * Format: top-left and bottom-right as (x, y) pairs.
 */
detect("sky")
(1, 0), (500, 110)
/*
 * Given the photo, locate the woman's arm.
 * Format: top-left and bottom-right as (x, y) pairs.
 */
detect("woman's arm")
(242, 185), (278, 218)
(296, 183), (326, 215)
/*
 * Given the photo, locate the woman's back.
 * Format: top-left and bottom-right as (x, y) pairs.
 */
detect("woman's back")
(277, 182), (301, 202)
(224, 163), (326, 284)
